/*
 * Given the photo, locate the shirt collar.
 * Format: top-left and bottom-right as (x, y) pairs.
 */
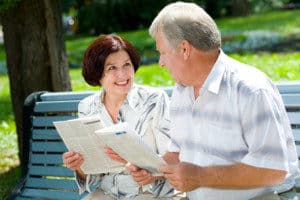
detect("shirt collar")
(200, 50), (226, 95)
(100, 83), (138, 112)
(123, 83), (138, 112)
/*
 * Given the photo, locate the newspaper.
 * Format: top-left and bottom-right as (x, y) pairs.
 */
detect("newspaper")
(95, 122), (166, 176)
(53, 116), (124, 174)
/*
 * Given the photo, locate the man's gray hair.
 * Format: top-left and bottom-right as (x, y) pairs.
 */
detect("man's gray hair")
(149, 1), (221, 51)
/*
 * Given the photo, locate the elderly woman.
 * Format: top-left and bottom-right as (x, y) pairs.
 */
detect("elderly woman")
(62, 34), (176, 200)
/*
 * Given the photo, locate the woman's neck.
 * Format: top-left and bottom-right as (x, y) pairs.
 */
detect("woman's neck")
(103, 92), (126, 123)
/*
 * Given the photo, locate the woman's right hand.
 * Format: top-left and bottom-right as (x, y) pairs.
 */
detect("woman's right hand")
(62, 151), (84, 171)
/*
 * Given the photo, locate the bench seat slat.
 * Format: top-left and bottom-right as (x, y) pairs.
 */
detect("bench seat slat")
(28, 166), (73, 177)
(34, 101), (80, 112)
(21, 188), (80, 200)
(30, 154), (62, 164)
(25, 177), (77, 190)
(31, 141), (67, 152)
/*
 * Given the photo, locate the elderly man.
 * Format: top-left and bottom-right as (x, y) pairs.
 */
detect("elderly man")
(127, 1), (300, 200)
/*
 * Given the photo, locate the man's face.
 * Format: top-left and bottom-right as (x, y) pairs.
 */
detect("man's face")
(155, 31), (187, 85)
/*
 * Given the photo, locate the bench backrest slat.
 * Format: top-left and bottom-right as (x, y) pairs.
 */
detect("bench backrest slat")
(30, 154), (62, 164)
(32, 129), (60, 140)
(28, 166), (73, 177)
(33, 116), (76, 127)
(34, 101), (80, 112)
(31, 141), (67, 152)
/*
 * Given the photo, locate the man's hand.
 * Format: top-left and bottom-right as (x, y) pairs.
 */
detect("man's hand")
(126, 163), (164, 185)
(62, 151), (84, 171)
(162, 152), (180, 164)
(159, 162), (201, 192)
(104, 146), (127, 164)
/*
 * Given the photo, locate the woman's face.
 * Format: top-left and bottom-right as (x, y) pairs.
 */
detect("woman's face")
(100, 50), (135, 97)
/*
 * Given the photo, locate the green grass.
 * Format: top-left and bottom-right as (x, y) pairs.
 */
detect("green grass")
(231, 52), (300, 81)
(1, 8), (300, 199)
(216, 9), (300, 35)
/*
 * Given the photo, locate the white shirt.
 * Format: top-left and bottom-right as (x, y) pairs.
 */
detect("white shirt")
(168, 51), (300, 200)
(76, 84), (174, 199)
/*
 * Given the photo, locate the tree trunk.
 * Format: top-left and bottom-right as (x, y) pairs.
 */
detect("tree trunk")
(0, 0), (71, 175)
(231, 0), (251, 16)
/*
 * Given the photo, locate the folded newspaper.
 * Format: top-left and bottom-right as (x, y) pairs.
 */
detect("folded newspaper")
(54, 116), (165, 176)
(95, 122), (166, 176)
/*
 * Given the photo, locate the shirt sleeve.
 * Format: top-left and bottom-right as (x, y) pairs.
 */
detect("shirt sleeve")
(151, 90), (171, 155)
(149, 90), (176, 197)
(240, 89), (290, 171)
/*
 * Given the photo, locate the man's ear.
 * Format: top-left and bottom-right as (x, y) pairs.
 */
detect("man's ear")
(180, 40), (191, 60)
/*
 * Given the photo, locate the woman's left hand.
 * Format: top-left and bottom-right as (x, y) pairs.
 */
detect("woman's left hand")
(104, 146), (127, 164)
(126, 163), (164, 185)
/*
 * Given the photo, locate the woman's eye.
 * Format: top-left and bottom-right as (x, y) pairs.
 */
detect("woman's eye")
(124, 62), (131, 67)
(108, 66), (115, 71)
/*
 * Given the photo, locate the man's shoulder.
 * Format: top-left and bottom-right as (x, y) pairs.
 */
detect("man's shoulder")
(223, 57), (274, 94)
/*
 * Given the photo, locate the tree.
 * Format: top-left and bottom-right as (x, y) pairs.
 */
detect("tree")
(0, 0), (71, 174)
(231, 0), (251, 16)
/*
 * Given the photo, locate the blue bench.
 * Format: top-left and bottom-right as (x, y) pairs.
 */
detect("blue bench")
(7, 82), (300, 199)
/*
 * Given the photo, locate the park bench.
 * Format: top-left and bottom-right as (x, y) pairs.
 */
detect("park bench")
(7, 82), (300, 200)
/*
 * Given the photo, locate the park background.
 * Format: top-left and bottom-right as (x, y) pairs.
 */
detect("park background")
(0, 0), (300, 199)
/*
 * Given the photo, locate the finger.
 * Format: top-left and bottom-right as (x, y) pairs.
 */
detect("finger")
(64, 153), (82, 165)
(66, 155), (84, 170)
(104, 146), (115, 154)
(62, 151), (75, 160)
(131, 169), (148, 177)
(133, 171), (149, 181)
(126, 163), (139, 172)
(136, 175), (155, 185)
(158, 164), (175, 174)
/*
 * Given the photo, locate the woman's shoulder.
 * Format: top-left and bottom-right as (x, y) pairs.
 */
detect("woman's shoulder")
(78, 91), (102, 113)
(80, 91), (101, 104)
(133, 84), (168, 98)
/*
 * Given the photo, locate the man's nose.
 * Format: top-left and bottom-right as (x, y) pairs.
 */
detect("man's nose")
(159, 57), (165, 67)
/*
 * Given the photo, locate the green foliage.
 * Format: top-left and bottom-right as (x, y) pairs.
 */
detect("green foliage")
(0, 75), (17, 175)
(0, 75), (19, 199)
(249, 0), (289, 13)
(0, 166), (20, 200)
(75, 0), (186, 34)
(0, 0), (21, 10)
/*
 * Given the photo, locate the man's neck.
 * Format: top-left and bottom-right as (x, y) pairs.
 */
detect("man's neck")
(191, 49), (220, 97)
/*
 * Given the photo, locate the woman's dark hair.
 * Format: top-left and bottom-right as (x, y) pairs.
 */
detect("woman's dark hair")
(82, 34), (140, 86)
